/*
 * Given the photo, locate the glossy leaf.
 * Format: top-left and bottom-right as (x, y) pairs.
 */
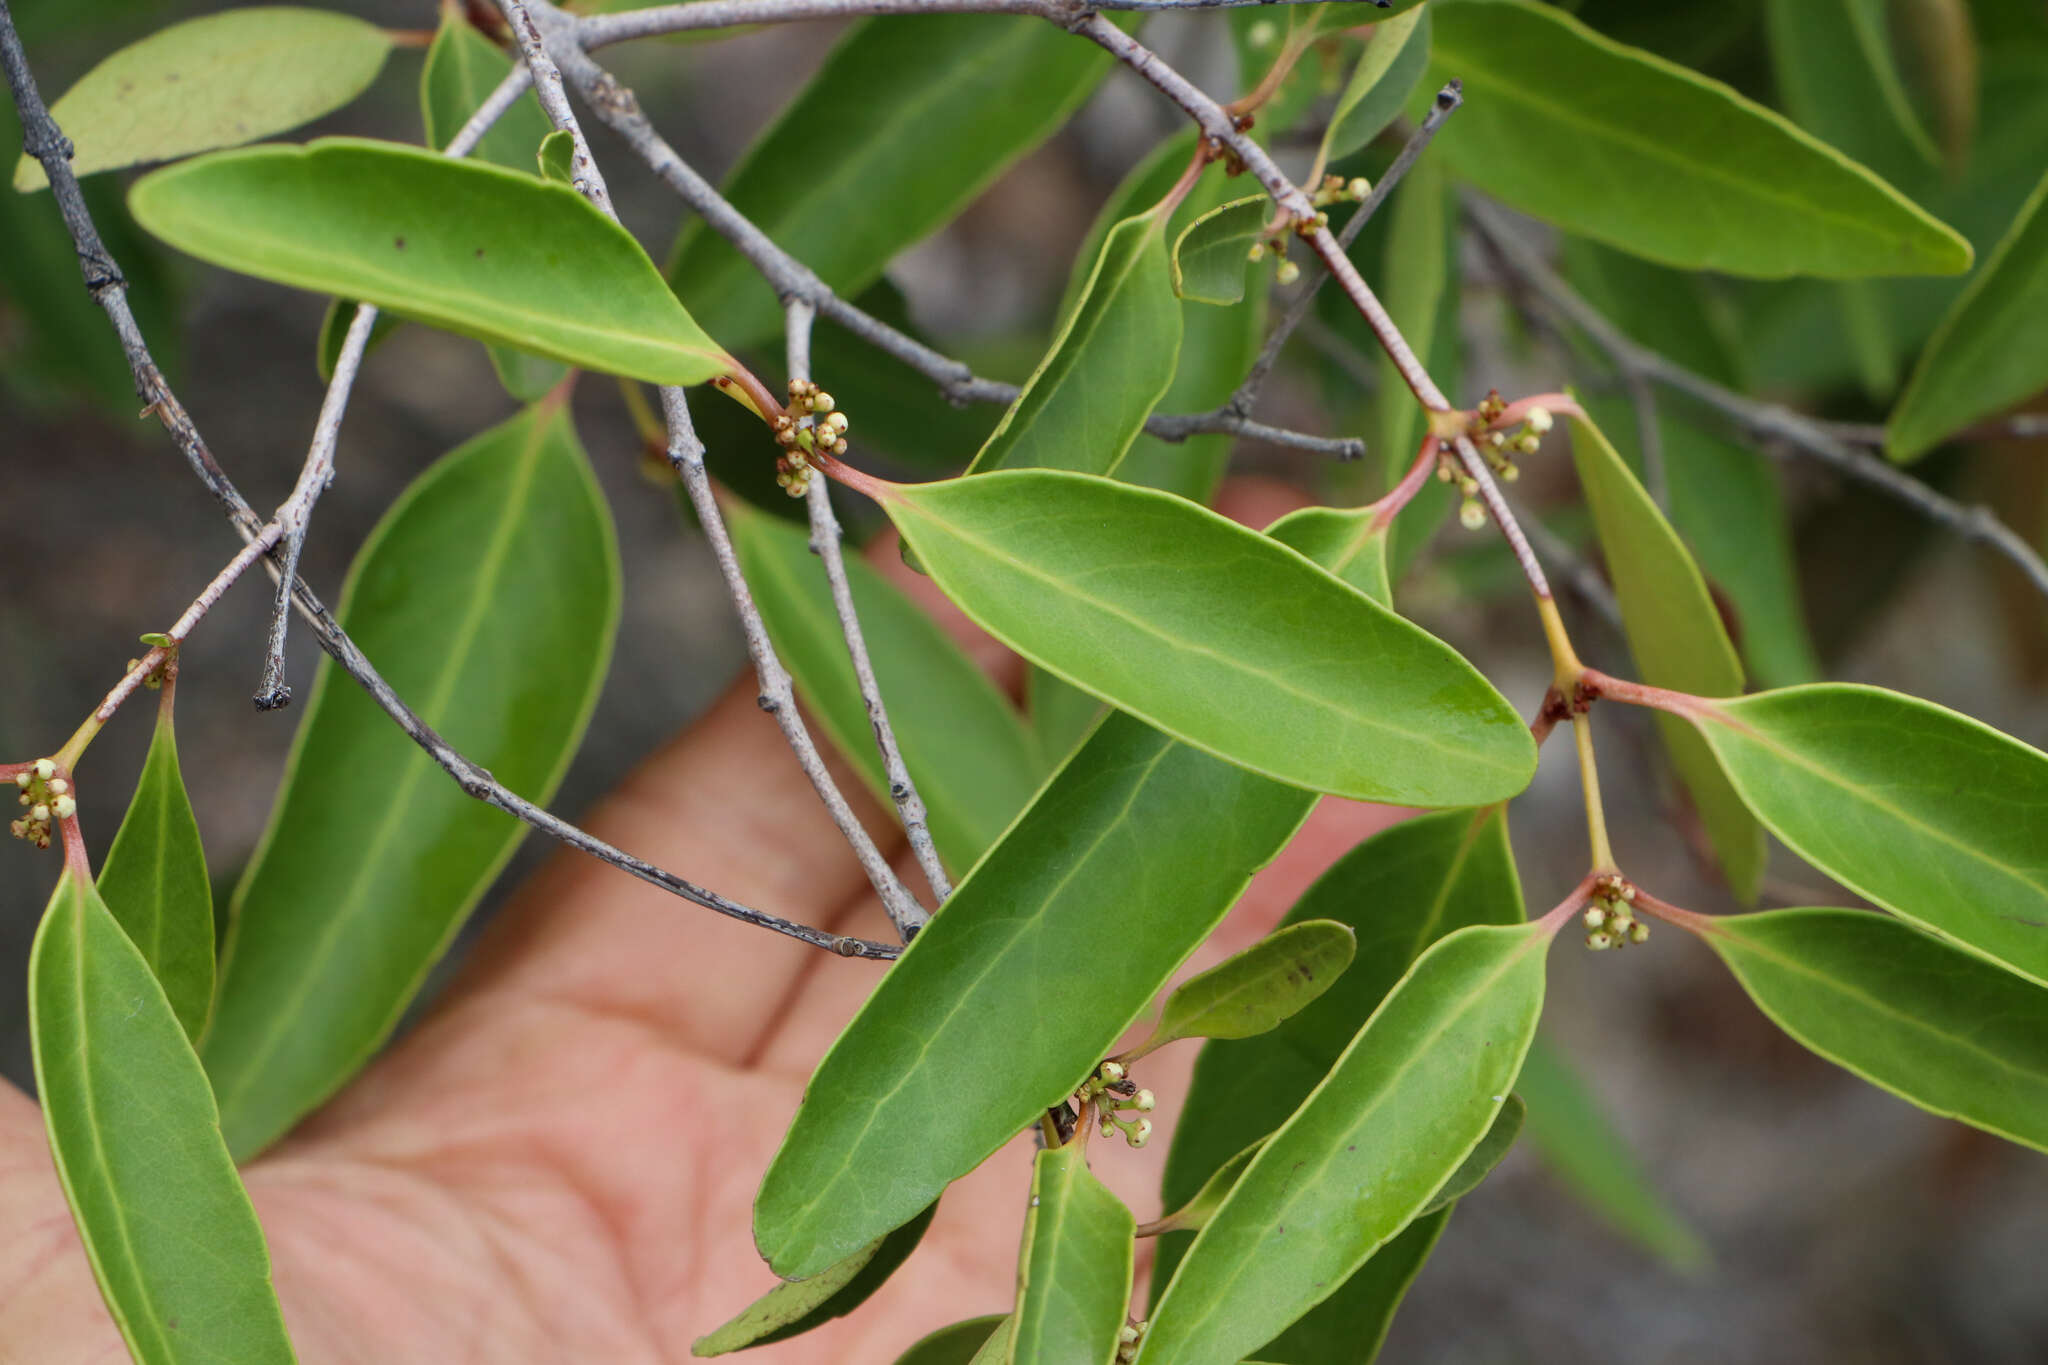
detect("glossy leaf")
(1571, 414), (1764, 901)
(1702, 908), (2048, 1153)
(1515, 1038), (1707, 1270)
(1154, 809), (1526, 1347)
(1138, 920), (1555, 1365)
(1374, 153), (1451, 573)
(203, 401), (620, 1159)
(30, 873), (296, 1363)
(419, 0), (554, 173)
(727, 502), (1042, 871)
(1321, 6), (1432, 165)
(753, 713), (1317, 1279)
(693, 1203), (938, 1355)
(1171, 197), (1267, 307)
(13, 7), (391, 192)
(966, 207), (1181, 477)
(1263, 505), (1393, 607)
(1693, 685), (2048, 988)
(1250, 1211), (1449, 1365)
(864, 469), (1537, 806)
(1887, 168), (2048, 459)
(130, 139), (732, 387)
(96, 700), (213, 1042)
(894, 1317), (1010, 1365)
(1424, 0), (1972, 278)
(536, 131), (575, 185)
(1010, 1144), (1135, 1365)
(969, 1318), (1016, 1365)
(666, 14), (1119, 348)
(1418, 1095), (1524, 1216)
(1147, 1141), (1263, 1237)
(1141, 920), (1357, 1054)
(1025, 668), (1107, 776)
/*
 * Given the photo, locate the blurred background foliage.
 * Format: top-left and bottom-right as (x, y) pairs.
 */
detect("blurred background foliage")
(2, 0), (2046, 1359)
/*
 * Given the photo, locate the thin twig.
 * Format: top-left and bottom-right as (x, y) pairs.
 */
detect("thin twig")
(1520, 514), (1622, 631)
(1227, 80), (1463, 419)
(0, 0), (894, 960)
(498, 0), (614, 213)
(789, 300), (953, 911)
(1464, 194), (2048, 604)
(1812, 414), (2048, 445)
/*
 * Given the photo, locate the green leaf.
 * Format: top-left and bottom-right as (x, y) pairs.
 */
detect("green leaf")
(1171, 196), (1268, 306)
(1692, 684), (2048, 988)
(487, 345), (571, 402)
(1374, 153), (1451, 574)
(727, 501), (1042, 871)
(692, 1204), (937, 1355)
(966, 207), (1181, 476)
(893, 1317), (1010, 1365)
(13, 7), (392, 192)
(96, 700), (213, 1042)
(1248, 1211), (1449, 1365)
(1138, 919), (1555, 1365)
(666, 14), (1120, 349)
(1320, 6), (1432, 165)
(1887, 168), (2048, 459)
(1147, 1141), (1264, 1237)
(30, 872), (297, 1363)
(753, 713), (1317, 1279)
(862, 469), (1536, 806)
(1570, 413), (1764, 901)
(1025, 668), (1107, 775)
(1140, 920), (1357, 1055)
(1010, 1144), (1136, 1365)
(1418, 1094), (1524, 1216)
(1425, 0), (1972, 277)
(202, 401), (620, 1159)
(130, 139), (732, 387)
(419, 0), (554, 173)
(537, 130), (576, 185)
(1765, 0), (1939, 184)
(969, 1318), (1016, 1365)
(1700, 908), (2048, 1153)
(1263, 505), (1393, 607)
(1154, 808), (1526, 1347)
(1515, 1037), (1707, 1270)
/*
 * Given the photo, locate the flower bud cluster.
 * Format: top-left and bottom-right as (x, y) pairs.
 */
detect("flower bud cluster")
(1442, 392), (1557, 529)
(772, 379), (850, 498)
(11, 758), (69, 850)
(1582, 873), (1647, 951)
(1116, 1318), (1149, 1364)
(1076, 1059), (1157, 1149)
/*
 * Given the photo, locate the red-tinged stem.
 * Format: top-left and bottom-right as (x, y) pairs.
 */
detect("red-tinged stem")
(1528, 686), (1570, 746)
(1487, 392), (1584, 431)
(1578, 668), (1716, 722)
(1155, 139), (1211, 218)
(709, 361), (784, 423)
(1364, 435), (1439, 533)
(811, 448), (894, 502)
(1535, 872), (1604, 936)
(1632, 888), (1720, 936)
(58, 809), (91, 885)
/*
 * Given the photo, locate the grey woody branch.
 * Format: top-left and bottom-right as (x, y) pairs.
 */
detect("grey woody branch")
(1463, 195), (2048, 604)
(788, 300), (954, 912)
(513, 0), (934, 938)
(0, 0), (897, 961)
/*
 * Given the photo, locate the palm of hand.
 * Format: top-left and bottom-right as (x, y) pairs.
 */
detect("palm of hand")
(0, 489), (1393, 1364)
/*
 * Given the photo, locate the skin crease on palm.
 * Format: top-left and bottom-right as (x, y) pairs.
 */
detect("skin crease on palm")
(0, 478), (1405, 1364)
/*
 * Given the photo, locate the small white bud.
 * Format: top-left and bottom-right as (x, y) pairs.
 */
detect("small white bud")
(1276, 259), (1301, 286)
(53, 795), (75, 820)
(1133, 1088), (1155, 1112)
(1119, 1325), (1140, 1344)
(13, 772), (28, 788)
(1347, 177), (1370, 201)
(1499, 463), (1521, 482)
(1459, 499), (1487, 530)
(1247, 19), (1277, 48)
(1246, 242), (1265, 263)
(1100, 1061), (1126, 1083)
(1526, 406), (1554, 434)
(30, 804), (49, 823)
(1582, 906), (1607, 931)
(810, 392), (835, 414)
(1628, 921), (1650, 944)
(1586, 930), (1614, 951)
(34, 759), (55, 780)
(48, 778), (68, 795)
(1131, 1119), (1153, 1148)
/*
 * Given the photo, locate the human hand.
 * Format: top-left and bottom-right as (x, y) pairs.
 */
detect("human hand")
(0, 480), (1403, 1364)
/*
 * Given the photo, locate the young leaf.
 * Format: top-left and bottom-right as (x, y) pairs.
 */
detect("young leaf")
(1320, 5), (1432, 166)
(1417, 1094), (1525, 1216)
(856, 469), (1537, 806)
(130, 139), (733, 387)
(753, 713), (1317, 1280)
(1263, 505), (1394, 607)
(1887, 168), (2048, 460)
(1699, 908), (2048, 1153)
(1137, 920), (1357, 1056)
(1570, 414), (1764, 900)
(537, 130), (576, 186)
(1171, 196), (1268, 307)
(203, 401), (620, 1160)
(1010, 1144), (1136, 1365)
(30, 872), (297, 1363)
(1692, 685), (2048, 988)
(727, 501), (1042, 871)
(1515, 1038), (1707, 1270)
(96, 700), (213, 1042)
(13, 7), (392, 192)
(1424, 0), (1972, 277)
(1154, 808), (1526, 1348)
(419, 0), (554, 173)
(965, 206), (1181, 476)
(1138, 919), (1556, 1365)
(893, 1317), (1010, 1365)
(666, 14), (1120, 348)
(692, 1204), (938, 1355)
